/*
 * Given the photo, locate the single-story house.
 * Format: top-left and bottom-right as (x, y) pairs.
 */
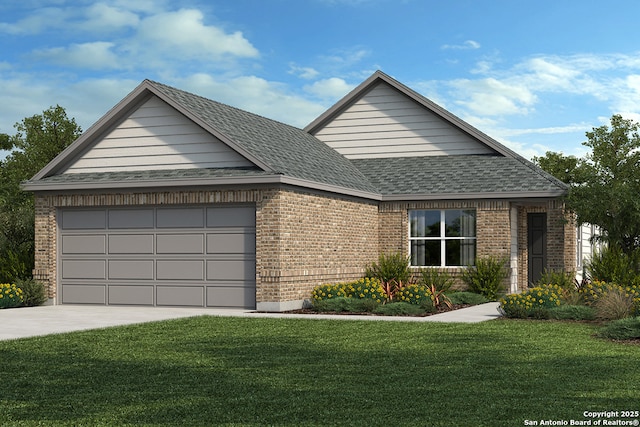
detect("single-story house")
(23, 71), (575, 311)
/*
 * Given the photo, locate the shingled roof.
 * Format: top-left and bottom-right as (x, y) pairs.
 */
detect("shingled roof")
(24, 73), (568, 201)
(350, 155), (568, 199)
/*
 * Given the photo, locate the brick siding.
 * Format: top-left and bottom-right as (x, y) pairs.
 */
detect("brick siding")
(33, 187), (378, 305)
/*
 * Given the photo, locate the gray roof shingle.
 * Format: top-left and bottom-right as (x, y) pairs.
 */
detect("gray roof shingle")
(350, 155), (568, 196)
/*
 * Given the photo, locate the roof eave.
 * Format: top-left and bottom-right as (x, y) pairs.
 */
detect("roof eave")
(22, 174), (382, 200)
(22, 174), (285, 192)
(381, 190), (567, 201)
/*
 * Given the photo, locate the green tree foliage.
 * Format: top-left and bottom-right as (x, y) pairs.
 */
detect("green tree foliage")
(0, 105), (82, 281)
(534, 114), (640, 255)
(532, 151), (580, 185)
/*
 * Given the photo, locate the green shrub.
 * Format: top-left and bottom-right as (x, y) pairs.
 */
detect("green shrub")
(461, 256), (508, 300)
(365, 252), (411, 300)
(598, 317), (640, 341)
(15, 278), (47, 307)
(499, 285), (563, 319)
(535, 269), (576, 290)
(311, 278), (385, 303)
(547, 305), (596, 321)
(372, 302), (427, 316)
(585, 246), (640, 286)
(365, 252), (411, 284)
(417, 268), (453, 292)
(312, 297), (380, 313)
(446, 291), (489, 306)
(0, 283), (24, 309)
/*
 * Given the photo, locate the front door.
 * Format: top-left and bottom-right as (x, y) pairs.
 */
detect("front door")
(527, 213), (547, 286)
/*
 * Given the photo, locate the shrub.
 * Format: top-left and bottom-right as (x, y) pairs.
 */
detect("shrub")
(15, 278), (47, 307)
(312, 297), (379, 313)
(499, 285), (562, 319)
(365, 252), (411, 300)
(547, 305), (596, 321)
(417, 268), (453, 293)
(461, 256), (508, 300)
(593, 287), (638, 321)
(535, 269), (576, 290)
(365, 252), (411, 284)
(585, 246), (640, 286)
(373, 302), (427, 316)
(312, 278), (385, 304)
(0, 283), (24, 309)
(446, 291), (489, 306)
(598, 317), (640, 341)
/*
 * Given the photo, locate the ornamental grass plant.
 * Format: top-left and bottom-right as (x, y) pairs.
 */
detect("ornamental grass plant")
(461, 255), (508, 300)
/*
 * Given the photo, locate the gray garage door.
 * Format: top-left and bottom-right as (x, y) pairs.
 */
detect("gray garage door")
(58, 205), (256, 308)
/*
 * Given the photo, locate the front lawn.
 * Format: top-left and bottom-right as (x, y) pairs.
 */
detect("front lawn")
(1, 317), (638, 426)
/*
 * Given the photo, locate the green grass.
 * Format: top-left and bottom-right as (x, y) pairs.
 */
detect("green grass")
(1, 317), (639, 426)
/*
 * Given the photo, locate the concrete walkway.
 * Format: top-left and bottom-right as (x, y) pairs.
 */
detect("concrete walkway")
(0, 302), (501, 341)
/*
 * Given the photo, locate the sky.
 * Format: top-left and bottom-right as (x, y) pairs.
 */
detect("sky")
(2, 0), (640, 161)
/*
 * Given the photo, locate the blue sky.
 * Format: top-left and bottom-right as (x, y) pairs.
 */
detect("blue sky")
(2, 0), (640, 160)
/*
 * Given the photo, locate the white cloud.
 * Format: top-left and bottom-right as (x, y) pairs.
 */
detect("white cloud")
(81, 3), (140, 32)
(32, 42), (121, 70)
(134, 9), (259, 60)
(450, 77), (537, 116)
(304, 78), (354, 100)
(288, 65), (320, 80)
(441, 40), (481, 50)
(0, 7), (70, 34)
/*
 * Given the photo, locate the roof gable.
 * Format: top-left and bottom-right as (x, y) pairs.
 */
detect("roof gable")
(63, 95), (255, 174)
(306, 71), (519, 159)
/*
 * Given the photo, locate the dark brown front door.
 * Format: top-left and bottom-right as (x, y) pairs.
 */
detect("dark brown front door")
(528, 213), (547, 286)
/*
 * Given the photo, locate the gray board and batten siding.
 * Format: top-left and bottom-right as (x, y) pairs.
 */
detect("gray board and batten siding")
(64, 96), (254, 174)
(313, 81), (496, 159)
(58, 205), (256, 309)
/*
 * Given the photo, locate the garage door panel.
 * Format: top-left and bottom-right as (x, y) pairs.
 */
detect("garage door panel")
(59, 206), (255, 308)
(157, 286), (204, 306)
(157, 208), (204, 228)
(109, 285), (154, 305)
(62, 209), (106, 229)
(207, 286), (255, 308)
(109, 234), (154, 254)
(157, 234), (204, 254)
(207, 259), (255, 281)
(157, 260), (204, 280)
(207, 206), (255, 227)
(62, 235), (106, 254)
(109, 260), (154, 279)
(62, 285), (106, 304)
(62, 260), (106, 279)
(109, 209), (154, 229)
(207, 232), (255, 254)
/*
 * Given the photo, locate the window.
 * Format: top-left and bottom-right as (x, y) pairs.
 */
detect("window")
(409, 209), (476, 267)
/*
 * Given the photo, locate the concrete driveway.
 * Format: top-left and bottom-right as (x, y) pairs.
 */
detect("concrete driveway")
(0, 302), (501, 341)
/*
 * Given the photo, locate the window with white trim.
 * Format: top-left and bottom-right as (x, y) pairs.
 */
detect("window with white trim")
(409, 209), (476, 267)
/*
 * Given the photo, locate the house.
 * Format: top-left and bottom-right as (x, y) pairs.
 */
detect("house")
(23, 71), (575, 311)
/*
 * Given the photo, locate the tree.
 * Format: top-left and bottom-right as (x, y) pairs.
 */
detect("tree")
(535, 115), (640, 255)
(532, 151), (580, 185)
(0, 105), (82, 281)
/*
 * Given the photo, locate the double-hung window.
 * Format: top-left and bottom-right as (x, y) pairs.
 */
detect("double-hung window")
(409, 209), (476, 267)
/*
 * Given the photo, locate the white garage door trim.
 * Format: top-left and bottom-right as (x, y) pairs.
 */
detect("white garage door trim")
(58, 205), (256, 308)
